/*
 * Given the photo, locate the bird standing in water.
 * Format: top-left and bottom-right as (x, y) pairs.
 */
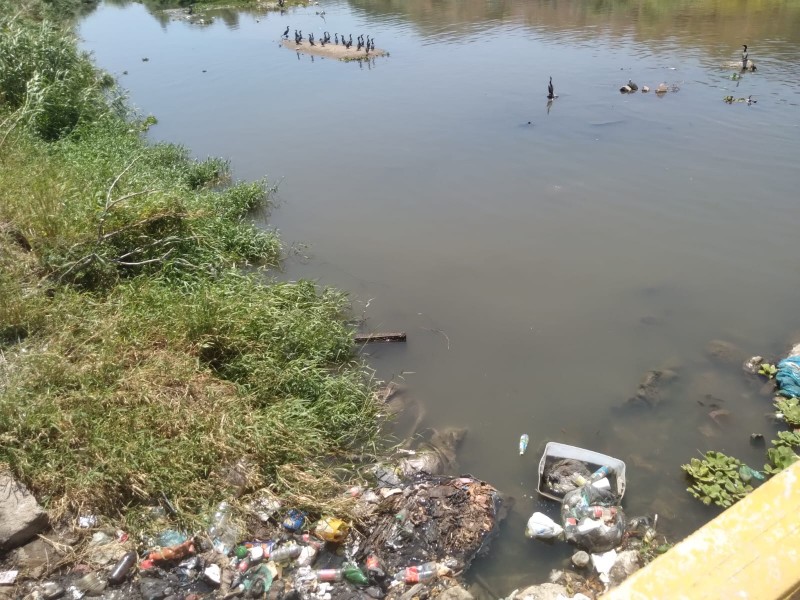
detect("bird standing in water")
(547, 76), (557, 100)
(741, 44), (749, 70)
(283, 26), (289, 39)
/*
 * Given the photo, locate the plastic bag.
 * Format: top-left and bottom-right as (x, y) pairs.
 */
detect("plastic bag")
(525, 512), (564, 540)
(561, 485), (625, 553)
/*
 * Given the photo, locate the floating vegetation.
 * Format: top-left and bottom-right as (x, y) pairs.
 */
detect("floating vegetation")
(758, 362), (778, 378)
(682, 451), (754, 508)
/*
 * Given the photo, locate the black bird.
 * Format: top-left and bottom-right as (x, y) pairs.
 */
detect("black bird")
(320, 37), (325, 47)
(335, 33), (339, 44)
(309, 33), (315, 46)
(357, 38), (363, 51)
(299, 30), (303, 41)
(370, 38), (375, 51)
(547, 76), (556, 100)
(349, 34), (353, 45)
(283, 26), (289, 39)
(742, 44), (749, 69)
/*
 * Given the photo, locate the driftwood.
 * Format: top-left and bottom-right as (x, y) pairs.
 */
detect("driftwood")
(354, 332), (406, 343)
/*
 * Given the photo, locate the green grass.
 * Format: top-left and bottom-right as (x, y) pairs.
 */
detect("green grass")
(0, 10), (381, 530)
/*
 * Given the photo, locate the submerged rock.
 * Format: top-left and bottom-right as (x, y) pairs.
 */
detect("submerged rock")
(743, 355), (764, 375)
(609, 549), (641, 586)
(627, 369), (678, 408)
(705, 339), (745, 367)
(398, 428), (466, 478)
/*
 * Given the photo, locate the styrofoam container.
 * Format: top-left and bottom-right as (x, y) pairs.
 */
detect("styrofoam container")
(537, 441), (627, 501)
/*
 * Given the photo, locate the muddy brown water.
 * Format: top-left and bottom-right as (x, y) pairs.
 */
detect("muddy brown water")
(80, 0), (800, 592)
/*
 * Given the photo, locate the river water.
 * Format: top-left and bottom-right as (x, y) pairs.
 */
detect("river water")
(79, 0), (800, 592)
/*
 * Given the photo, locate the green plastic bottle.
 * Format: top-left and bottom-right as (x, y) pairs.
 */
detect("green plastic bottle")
(342, 562), (369, 585)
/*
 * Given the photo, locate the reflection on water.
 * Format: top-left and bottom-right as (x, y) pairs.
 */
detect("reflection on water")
(80, 0), (800, 591)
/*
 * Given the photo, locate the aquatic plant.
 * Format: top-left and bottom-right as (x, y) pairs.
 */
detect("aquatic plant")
(682, 451), (754, 507)
(775, 397), (800, 426)
(758, 363), (777, 379)
(764, 446), (799, 475)
(771, 430), (800, 449)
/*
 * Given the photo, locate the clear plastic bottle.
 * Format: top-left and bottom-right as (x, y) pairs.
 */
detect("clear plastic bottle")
(394, 562), (439, 584)
(207, 501), (239, 555)
(268, 544), (302, 563)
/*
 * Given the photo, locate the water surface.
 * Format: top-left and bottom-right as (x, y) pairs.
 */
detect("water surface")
(80, 0), (800, 591)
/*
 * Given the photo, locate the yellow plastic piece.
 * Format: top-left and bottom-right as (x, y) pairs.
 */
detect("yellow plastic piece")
(314, 516), (350, 543)
(603, 460), (800, 600)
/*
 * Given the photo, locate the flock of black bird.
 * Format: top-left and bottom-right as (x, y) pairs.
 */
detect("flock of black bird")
(283, 26), (376, 51)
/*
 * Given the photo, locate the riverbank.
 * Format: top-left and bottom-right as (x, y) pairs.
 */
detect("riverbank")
(0, 1), (380, 533)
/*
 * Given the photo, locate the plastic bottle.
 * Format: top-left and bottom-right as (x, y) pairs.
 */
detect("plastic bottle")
(342, 562), (368, 584)
(394, 562), (439, 584)
(588, 465), (613, 483)
(108, 551), (137, 584)
(366, 553), (385, 578)
(268, 544), (302, 563)
(314, 568), (343, 582)
(208, 501), (239, 555)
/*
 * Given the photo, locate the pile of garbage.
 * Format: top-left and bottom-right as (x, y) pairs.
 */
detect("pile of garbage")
(524, 446), (658, 592)
(2, 454), (504, 599)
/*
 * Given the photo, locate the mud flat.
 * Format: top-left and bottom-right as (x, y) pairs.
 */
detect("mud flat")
(282, 39), (388, 60)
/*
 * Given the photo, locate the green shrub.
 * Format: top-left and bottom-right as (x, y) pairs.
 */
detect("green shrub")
(0, 18), (114, 140)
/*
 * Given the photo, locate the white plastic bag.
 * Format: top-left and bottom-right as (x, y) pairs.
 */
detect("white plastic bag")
(525, 512), (564, 540)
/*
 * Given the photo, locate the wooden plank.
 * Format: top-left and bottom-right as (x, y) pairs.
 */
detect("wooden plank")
(354, 332), (407, 343)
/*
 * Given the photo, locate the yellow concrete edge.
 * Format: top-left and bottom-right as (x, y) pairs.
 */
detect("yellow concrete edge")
(602, 460), (800, 600)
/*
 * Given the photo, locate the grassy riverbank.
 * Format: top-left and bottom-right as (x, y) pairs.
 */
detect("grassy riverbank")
(0, 4), (380, 528)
